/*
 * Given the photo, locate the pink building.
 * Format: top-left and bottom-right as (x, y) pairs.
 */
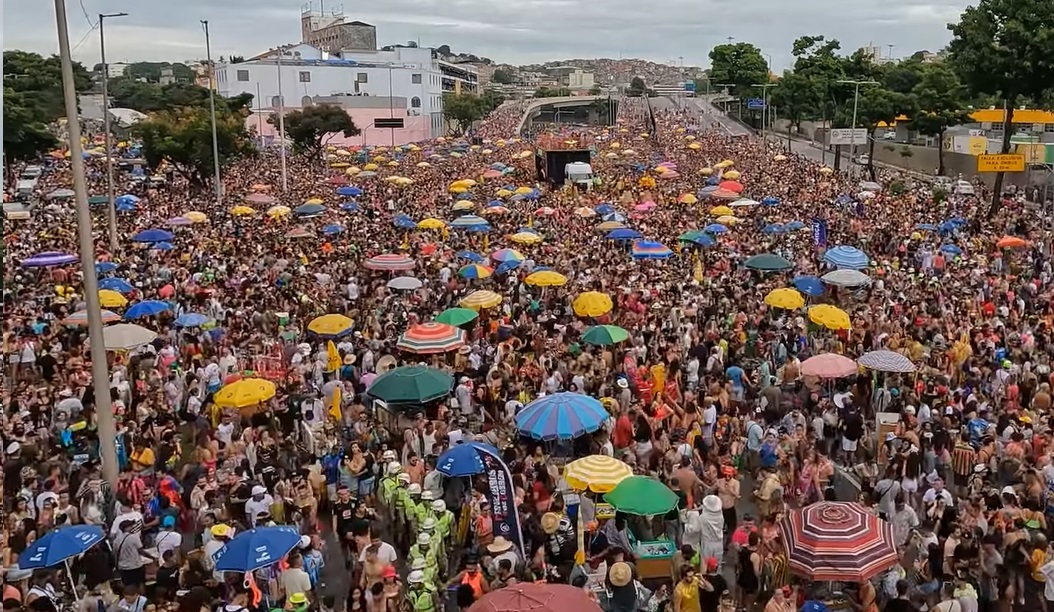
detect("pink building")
(247, 105), (437, 147)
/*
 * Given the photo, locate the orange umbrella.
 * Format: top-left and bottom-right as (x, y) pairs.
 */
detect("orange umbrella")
(996, 235), (1028, 249)
(718, 180), (744, 193)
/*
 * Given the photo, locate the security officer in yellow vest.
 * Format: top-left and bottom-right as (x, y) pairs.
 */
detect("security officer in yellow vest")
(406, 483), (424, 533)
(409, 532), (441, 581)
(419, 517), (447, 576)
(431, 499), (455, 548)
(406, 569), (439, 612)
(379, 461), (402, 510)
(392, 472), (412, 551)
(416, 491), (436, 536)
(411, 557), (438, 588)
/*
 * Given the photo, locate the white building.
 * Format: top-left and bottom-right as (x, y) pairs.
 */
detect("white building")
(214, 44), (447, 139)
(105, 62), (130, 78)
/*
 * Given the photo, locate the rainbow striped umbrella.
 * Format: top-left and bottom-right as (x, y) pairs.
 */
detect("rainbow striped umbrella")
(458, 264), (493, 279)
(396, 322), (466, 354)
(490, 248), (524, 263)
(631, 240), (673, 259)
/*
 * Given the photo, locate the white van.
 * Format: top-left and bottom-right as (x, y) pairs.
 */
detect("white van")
(20, 165), (43, 180)
(953, 180), (975, 196)
(15, 179), (36, 197)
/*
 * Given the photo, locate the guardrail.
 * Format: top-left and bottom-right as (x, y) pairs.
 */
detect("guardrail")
(514, 96), (606, 134)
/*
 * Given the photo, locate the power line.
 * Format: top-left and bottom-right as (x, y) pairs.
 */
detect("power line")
(71, 0), (99, 53)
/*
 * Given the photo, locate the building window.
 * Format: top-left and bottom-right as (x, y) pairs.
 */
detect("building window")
(299, 71), (311, 83)
(237, 69), (250, 82)
(412, 73), (422, 84)
(411, 96), (421, 108)
(356, 72), (368, 83)
(302, 96), (313, 107)
(1045, 123), (1054, 133)
(271, 95), (284, 107)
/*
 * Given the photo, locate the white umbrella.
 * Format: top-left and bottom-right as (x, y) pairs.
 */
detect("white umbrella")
(102, 323), (157, 351)
(387, 276), (423, 291)
(730, 198), (760, 207)
(858, 350), (916, 373)
(857, 190), (876, 200)
(859, 180), (882, 191)
(821, 269), (872, 287)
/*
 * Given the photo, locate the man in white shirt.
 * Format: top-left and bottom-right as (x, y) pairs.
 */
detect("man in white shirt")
(111, 501), (144, 538)
(155, 515), (183, 560)
(244, 486), (274, 527)
(358, 534), (398, 565)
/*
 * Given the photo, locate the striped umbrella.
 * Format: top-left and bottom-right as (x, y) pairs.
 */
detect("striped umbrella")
(857, 350), (916, 373)
(490, 248), (524, 263)
(364, 253), (415, 271)
(458, 264), (493, 279)
(564, 455), (633, 493)
(459, 290), (502, 310)
(62, 309), (121, 325)
(515, 393), (609, 441)
(396, 322), (466, 354)
(779, 502), (898, 582)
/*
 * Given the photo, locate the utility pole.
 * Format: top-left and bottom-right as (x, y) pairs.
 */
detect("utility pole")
(837, 79), (879, 176)
(276, 47), (289, 191)
(726, 36), (734, 44)
(99, 12), (127, 254)
(201, 20), (223, 208)
(714, 83), (735, 115)
(388, 63), (396, 147)
(752, 83), (777, 139)
(54, 0), (120, 489)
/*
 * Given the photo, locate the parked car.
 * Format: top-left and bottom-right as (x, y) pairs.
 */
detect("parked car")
(854, 154), (870, 165)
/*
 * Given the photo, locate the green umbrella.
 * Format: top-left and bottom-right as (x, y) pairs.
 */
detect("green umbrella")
(744, 253), (794, 272)
(678, 230), (703, 242)
(603, 476), (679, 516)
(88, 195), (108, 206)
(581, 325), (630, 346)
(434, 307), (479, 327)
(366, 365), (453, 405)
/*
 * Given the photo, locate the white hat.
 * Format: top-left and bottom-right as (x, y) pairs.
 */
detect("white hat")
(1002, 486), (1017, 497)
(617, 378), (629, 389)
(5, 442), (20, 455)
(387, 461), (402, 475)
(408, 483), (422, 495)
(487, 536), (514, 553)
(702, 495), (722, 513)
(251, 485), (267, 496)
(382, 450), (397, 461)
(299, 535), (311, 549)
(417, 533), (431, 546)
(407, 570), (425, 584)
(398, 473), (411, 483)
(431, 499), (446, 512)
(411, 558), (427, 571)
(422, 517), (436, 531)
(421, 490), (435, 501)
(904, 405), (916, 415)
(885, 432), (896, 442)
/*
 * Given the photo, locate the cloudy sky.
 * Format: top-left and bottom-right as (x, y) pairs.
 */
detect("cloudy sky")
(4, 0), (972, 70)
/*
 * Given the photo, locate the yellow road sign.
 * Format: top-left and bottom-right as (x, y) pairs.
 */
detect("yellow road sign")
(977, 154), (1026, 172)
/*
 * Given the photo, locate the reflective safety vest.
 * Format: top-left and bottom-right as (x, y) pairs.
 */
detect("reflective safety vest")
(379, 476), (398, 506)
(394, 487), (411, 518)
(436, 510), (454, 540)
(413, 501), (431, 531)
(407, 586), (437, 612)
(408, 544), (439, 570)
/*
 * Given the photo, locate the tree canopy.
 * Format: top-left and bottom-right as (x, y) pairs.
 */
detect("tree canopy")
(627, 77), (647, 97)
(442, 92), (504, 135)
(707, 43), (769, 95)
(93, 61), (196, 83)
(134, 106), (255, 189)
(491, 69), (515, 84)
(109, 79), (253, 115)
(268, 105), (360, 158)
(907, 64), (972, 176)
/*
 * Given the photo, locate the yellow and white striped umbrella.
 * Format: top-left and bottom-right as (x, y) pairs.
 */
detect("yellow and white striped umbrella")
(564, 455), (632, 493)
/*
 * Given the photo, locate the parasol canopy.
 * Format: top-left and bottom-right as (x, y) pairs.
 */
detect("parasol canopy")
(604, 476), (680, 516)
(800, 353), (859, 379)
(564, 455), (632, 493)
(808, 304), (852, 331)
(516, 392), (609, 441)
(396, 322), (466, 354)
(857, 350), (916, 373)
(779, 502), (898, 582)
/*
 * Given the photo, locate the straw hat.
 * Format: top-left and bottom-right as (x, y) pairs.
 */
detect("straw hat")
(541, 512), (561, 534)
(487, 536), (514, 553)
(608, 561), (633, 587)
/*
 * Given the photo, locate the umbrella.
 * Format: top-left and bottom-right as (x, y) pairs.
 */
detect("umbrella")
(397, 322), (466, 354)
(95, 261), (119, 274)
(364, 254), (415, 271)
(744, 253), (794, 272)
(340, 202), (361, 212)
(792, 275), (824, 297)
(858, 350), (916, 373)
(490, 248), (524, 263)
(18, 525), (106, 569)
(510, 231), (542, 245)
(98, 290), (129, 308)
(450, 215), (489, 228)
(786, 221), (807, 230)
(102, 323), (157, 351)
(212, 526), (302, 573)
(322, 223), (344, 236)
(174, 313), (211, 327)
(764, 288), (805, 310)
(761, 196), (780, 206)
(764, 223), (786, 235)
(572, 292), (613, 317)
(434, 307), (479, 327)
(596, 221), (625, 232)
(595, 204), (615, 215)
(516, 392), (609, 440)
(709, 205), (734, 216)
(996, 235), (1029, 249)
(214, 378), (277, 409)
(604, 476), (679, 516)
(678, 231), (716, 247)
(387, 276), (423, 291)
(631, 240), (673, 259)
(124, 300), (170, 319)
(801, 353), (858, 379)
(308, 314), (354, 338)
(459, 264), (494, 280)
(457, 251), (484, 263)
(132, 229), (174, 243)
(779, 502), (898, 582)
(98, 277), (134, 293)
(524, 271), (567, 287)
(916, 223), (938, 231)
(466, 583), (601, 612)
(565, 455), (633, 493)
(244, 192), (275, 205)
(167, 216), (192, 226)
(230, 205), (255, 216)
(821, 269), (872, 287)
(581, 325), (630, 346)
(393, 215), (417, 229)
(940, 244), (963, 256)
(284, 227), (312, 239)
(62, 309), (121, 325)
(151, 242), (175, 251)
(823, 245), (869, 269)
(418, 217), (446, 230)
(366, 365), (453, 404)
(606, 228), (642, 241)
(436, 440), (500, 477)
(295, 203), (326, 217)
(602, 212), (627, 223)
(703, 223), (728, 234)
(336, 186), (362, 197)
(460, 290), (503, 310)
(808, 304), (852, 331)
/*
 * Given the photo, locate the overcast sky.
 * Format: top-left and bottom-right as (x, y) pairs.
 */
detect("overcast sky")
(4, 0), (971, 71)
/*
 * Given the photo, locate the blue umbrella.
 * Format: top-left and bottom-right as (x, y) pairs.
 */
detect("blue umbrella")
(125, 300), (170, 319)
(151, 242), (175, 251)
(174, 313), (210, 327)
(450, 215), (489, 228)
(436, 440), (500, 477)
(322, 223), (344, 236)
(602, 212), (627, 223)
(763, 223), (787, 235)
(823, 245), (869, 270)
(792, 275), (825, 297)
(705, 176), (720, 186)
(631, 240), (673, 260)
(295, 203), (326, 217)
(95, 261), (119, 274)
(212, 526), (303, 573)
(595, 204), (615, 215)
(22, 252), (78, 267)
(515, 392), (609, 441)
(940, 244), (963, 256)
(116, 201), (137, 213)
(19, 525), (106, 569)
(938, 222), (957, 234)
(704, 223), (728, 234)
(606, 228), (642, 241)
(490, 163), (506, 170)
(132, 229), (174, 243)
(786, 221), (806, 231)
(524, 190), (541, 200)
(916, 223), (938, 231)
(761, 196), (780, 206)
(495, 260), (521, 274)
(98, 277), (134, 293)
(457, 250), (484, 263)
(679, 232), (715, 247)
(508, 193), (526, 202)
(463, 224), (490, 234)
(698, 186), (719, 196)
(340, 201), (361, 212)
(115, 194), (140, 207)
(336, 186), (362, 197)
(393, 215), (416, 229)
(487, 200), (505, 208)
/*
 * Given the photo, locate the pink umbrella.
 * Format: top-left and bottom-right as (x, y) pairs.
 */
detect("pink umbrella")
(658, 170), (681, 179)
(800, 353), (858, 379)
(483, 169), (502, 179)
(245, 193), (276, 204)
(658, 161), (677, 168)
(634, 201), (657, 212)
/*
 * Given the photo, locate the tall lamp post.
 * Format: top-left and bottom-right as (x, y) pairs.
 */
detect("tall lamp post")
(54, 0), (120, 489)
(751, 82), (777, 138)
(200, 20), (223, 208)
(837, 79), (879, 175)
(276, 47), (289, 191)
(98, 11), (127, 253)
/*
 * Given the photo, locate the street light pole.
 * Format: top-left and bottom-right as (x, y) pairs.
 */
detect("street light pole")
(276, 48), (289, 191)
(98, 12), (127, 254)
(54, 0), (120, 489)
(200, 20), (223, 208)
(837, 79), (879, 175)
(751, 83), (777, 139)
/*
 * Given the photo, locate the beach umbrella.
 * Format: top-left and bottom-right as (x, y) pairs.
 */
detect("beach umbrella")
(761, 196), (780, 206)
(718, 180), (744, 193)
(581, 325), (630, 346)
(98, 290), (129, 308)
(565, 456), (633, 493)
(467, 583), (600, 612)
(460, 290), (503, 310)
(708, 205), (734, 216)
(524, 270), (567, 287)
(595, 204), (615, 215)
(858, 350), (916, 373)
(436, 440), (500, 477)
(434, 307), (479, 327)
(821, 269), (872, 287)
(490, 248), (524, 263)
(267, 205), (292, 218)
(214, 378), (277, 409)
(102, 323), (157, 351)
(940, 244), (963, 256)
(764, 223), (786, 235)
(572, 292), (613, 317)
(229, 206), (255, 216)
(212, 527), (302, 573)
(174, 313), (211, 328)
(604, 476), (679, 516)
(98, 277), (134, 293)
(459, 264), (494, 280)
(322, 223), (344, 236)
(535, 206), (556, 216)
(124, 300), (170, 319)
(801, 353), (859, 379)
(822, 246), (869, 270)
(996, 235), (1029, 249)
(703, 223), (728, 235)
(393, 215), (416, 229)
(295, 203), (326, 217)
(62, 309), (121, 325)
(18, 525), (106, 569)
(307, 314), (354, 338)
(744, 253), (794, 272)
(132, 229), (174, 243)
(366, 365), (453, 405)
(387, 276), (423, 291)
(508, 231), (541, 245)
(731, 199), (759, 208)
(574, 207), (597, 218)
(418, 217), (446, 230)
(716, 215), (742, 226)
(678, 231), (715, 247)
(95, 261), (119, 274)
(397, 322), (466, 354)
(602, 212), (627, 223)
(678, 193), (698, 204)
(336, 186), (362, 197)
(450, 215), (489, 228)
(456, 250), (484, 263)
(792, 275), (825, 296)
(452, 199), (476, 211)
(808, 304), (852, 331)
(606, 228), (642, 241)
(516, 393), (609, 441)
(764, 288), (805, 310)
(364, 254), (415, 271)
(244, 193), (275, 205)
(779, 502), (898, 582)
(340, 202), (361, 212)
(167, 216), (192, 226)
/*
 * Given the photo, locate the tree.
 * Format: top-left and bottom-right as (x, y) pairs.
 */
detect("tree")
(4, 50), (91, 125)
(109, 79), (253, 114)
(627, 77), (646, 97)
(269, 105), (360, 158)
(110, 61), (196, 82)
(789, 36), (846, 129)
(908, 64), (972, 176)
(492, 69), (515, 84)
(3, 88), (59, 178)
(947, 0), (1054, 218)
(708, 43), (769, 96)
(443, 93), (487, 135)
(768, 70), (822, 143)
(881, 58), (926, 95)
(135, 106), (254, 189)
(841, 86), (916, 181)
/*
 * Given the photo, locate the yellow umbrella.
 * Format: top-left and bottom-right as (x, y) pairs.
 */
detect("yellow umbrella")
(496, 189), (513, 198)
(819, 167), (834, 175)
(709, 205), (734, 216)
(461, 179), (478, 187)
(685, 135), (696, 141)
(307, 313), (354, 337)
(183, 211), (208, 223)
(98, 289), (128, 308)
(335, 149), (353, 156)
(514, 186), (533, 195)
(387, 161), (399, 167)
(564, 455), (632, 493)
(267, 205), (292, 218)
(418, 217), (446, 230)
(723, 170), (742, 180)
(449, 186), (469, 194)
(345, 166), (361, 175)
(453, 200), (475, 211)
(718, 159), (735, 167)
(764, 288), (805, 310)
(214, 378), (277, 409)
(774, 154), (788, 161)
(372, 155), (387, 162)
(460, 290), (502, 310)
(609, 142), (621, 149)
(700, 167), (714, 176)
(622, 149), (637, 156)
(304, 198), (324, 205)
(687, 142), (701, 150)
(230, 205), (255, 216)
(516, 151), (532, 159)
(716, 215), (741, 225)
(330, 162), (349, 168)
(393, 177), (414, 186)
(573, 291), (613, 317)
(417, 161), (431, 168)
(809, 304), (852, 331)
(510, 232), (543, 245)
(596, 220), (625, 231)
(678, 194), (698, 205)
(524, 270), (567, 287)
(363, 163), (379, 171)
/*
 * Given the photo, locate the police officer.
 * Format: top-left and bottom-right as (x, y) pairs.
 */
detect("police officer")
(379, 461), (402, 510)
(406, 570), (439, 612)
(420, 517), (447, 576)
(416, 491), (436, 538)
(431, 499), (455, 548)
(406, 484), (423, 533)
(392, 472), (413, 552)
(411, 557), (438, 588)
(409, 533), (441, 582)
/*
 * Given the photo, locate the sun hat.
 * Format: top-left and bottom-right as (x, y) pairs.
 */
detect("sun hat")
(541, 512), (561, 534)
(608, 561), (632, 587)
(487, 536), (514, 554)
(702, 495), (722, 513)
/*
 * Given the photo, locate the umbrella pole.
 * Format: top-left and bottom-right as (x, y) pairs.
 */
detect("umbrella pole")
(65, 559), (77, 597)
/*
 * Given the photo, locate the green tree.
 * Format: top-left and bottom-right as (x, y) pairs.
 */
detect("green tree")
(269, 105), (360, 158)
(3, 88), (59, 177)
(881, 58), (926, 95)
(443, 93), (487, 135)
(708, 43), (769, 96)
(627, 76), (646, 97)
(947, 0), (1054, 217)
(491, 69), (515, 84)
(840, 87), (916, 181)
(4, 50), (91, 125)
(113, 61), (196, 82)
(769, 70), (822, 142)
(109, 80), (252, 114)
(134, 106), (254, 189)
(789, 36), (845, 132)
(908, 64), (972, 176)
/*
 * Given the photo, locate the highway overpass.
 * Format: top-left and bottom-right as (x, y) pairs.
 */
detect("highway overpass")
(515, 96), (613, 134)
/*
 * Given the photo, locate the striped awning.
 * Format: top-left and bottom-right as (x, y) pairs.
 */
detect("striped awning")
(780, 502), (898, 582)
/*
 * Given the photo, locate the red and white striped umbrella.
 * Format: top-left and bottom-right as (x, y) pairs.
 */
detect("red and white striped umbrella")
(364, 253), (415, 271)
(779, 502), (898, 582)
(396, 322), (466, 354)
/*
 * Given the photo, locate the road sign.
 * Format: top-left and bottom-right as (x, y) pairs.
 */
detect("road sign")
(977, 153), (1026, 173)
(683, 82), (696, 92)
(828, 128), (869, 146)
(746, 98), (766, 110)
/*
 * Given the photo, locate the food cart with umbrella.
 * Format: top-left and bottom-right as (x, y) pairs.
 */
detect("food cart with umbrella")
(366, 365), (454, 429)
(602, 476), (681, 579)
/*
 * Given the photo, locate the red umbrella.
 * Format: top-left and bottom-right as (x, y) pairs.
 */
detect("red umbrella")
(779, 501), (898, 582)
(469, 583), (602, 612)
(327, 175), (347, 185)
(718, 180), (743, 193)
